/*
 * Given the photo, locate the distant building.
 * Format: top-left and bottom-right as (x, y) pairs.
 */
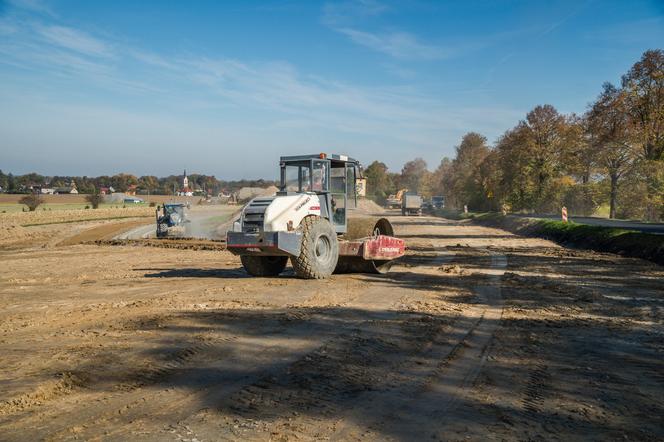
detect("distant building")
(55, 180), (78, 194)
(99, 186), (115, 195)
(125, 184), (138, 196)
(177, 169), (194, 196)
(55, 187), (78, 194)
(40, 188), (55, 194)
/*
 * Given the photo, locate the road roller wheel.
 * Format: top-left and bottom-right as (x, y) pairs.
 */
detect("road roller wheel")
(335, 217), (399, 275)
(291, 216), (339, 279)
(241, 255), (288, 277)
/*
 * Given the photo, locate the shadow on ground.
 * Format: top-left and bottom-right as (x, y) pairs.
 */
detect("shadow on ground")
(2, 245), (663, 441)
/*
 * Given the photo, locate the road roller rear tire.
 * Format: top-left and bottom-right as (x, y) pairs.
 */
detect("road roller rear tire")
(291, 216), (339, 279)
(241, 255), (288, 277)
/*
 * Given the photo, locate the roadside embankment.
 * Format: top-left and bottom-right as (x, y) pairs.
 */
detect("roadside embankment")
(438, 211), (664, 266)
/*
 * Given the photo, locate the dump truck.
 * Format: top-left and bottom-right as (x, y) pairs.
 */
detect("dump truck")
(156, 203), (188, 238)
(226, 153), (406, 279)
(402, 193), (423, 216)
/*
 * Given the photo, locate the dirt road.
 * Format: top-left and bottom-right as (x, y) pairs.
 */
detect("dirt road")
(117, 206), (240, 240)
(0, 214), (662, 441)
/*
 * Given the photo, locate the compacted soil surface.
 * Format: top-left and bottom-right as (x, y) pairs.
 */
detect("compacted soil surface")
(0, 213), (662, 441)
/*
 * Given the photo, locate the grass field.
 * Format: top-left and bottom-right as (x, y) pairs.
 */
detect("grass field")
(0, 194), (205, 213)
(0, 203), (150, 213)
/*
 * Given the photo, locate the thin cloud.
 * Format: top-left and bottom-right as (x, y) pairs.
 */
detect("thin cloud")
(7, 0), (55, 16)
(37, 25), (113, 57)
(0, 5), (524, 175)
(336, 27), (449, 60)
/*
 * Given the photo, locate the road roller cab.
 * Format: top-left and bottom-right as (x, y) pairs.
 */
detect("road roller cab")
(226, 153), (406, 279)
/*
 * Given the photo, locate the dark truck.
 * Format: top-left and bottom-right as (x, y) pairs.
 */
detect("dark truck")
(431, 195), (445, 209)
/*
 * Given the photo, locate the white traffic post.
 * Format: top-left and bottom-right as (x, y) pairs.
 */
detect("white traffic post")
(464, 205), (468, 214)
(562, 206), (568, 223)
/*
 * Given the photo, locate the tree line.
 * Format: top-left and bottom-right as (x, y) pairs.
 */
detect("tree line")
(0, 170), (276, 196)
(365, 49), (663, 221)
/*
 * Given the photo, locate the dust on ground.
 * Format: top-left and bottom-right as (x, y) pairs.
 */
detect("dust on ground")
(0, 213), (662, 441)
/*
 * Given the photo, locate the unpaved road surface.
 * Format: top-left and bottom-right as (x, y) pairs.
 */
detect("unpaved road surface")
(0, 214), (662, 441)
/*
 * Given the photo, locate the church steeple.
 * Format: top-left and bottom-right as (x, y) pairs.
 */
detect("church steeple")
(183, 169), (189, 189)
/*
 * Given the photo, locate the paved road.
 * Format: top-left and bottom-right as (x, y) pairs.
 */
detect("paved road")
(516, 214), (664, 234)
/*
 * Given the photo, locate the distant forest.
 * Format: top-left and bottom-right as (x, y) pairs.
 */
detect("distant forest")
(0, 170), (276, 196)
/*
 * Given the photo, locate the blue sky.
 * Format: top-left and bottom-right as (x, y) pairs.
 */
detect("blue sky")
(0, 0), (662, 179)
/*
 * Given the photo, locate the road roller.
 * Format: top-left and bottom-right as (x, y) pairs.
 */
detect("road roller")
(226, 153), (406, 279)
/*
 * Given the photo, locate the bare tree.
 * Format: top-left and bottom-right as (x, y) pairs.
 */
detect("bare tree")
(85, 193), (103, 209)
(19, 193), (42, 211)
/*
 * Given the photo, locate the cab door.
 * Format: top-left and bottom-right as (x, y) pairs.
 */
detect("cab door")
(329, 164), (347, 233)
(346, 163), (357, 209)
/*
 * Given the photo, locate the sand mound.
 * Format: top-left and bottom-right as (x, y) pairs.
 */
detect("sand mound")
(0, 223), (30, 243)
(356, 198), (385, 215)
(237, 186), (278, 201)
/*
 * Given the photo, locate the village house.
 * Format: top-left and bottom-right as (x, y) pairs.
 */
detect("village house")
(125, 184), (138, 196)
(54, 180), (78, 194)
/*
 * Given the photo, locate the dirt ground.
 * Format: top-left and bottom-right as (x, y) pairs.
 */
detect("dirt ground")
(0, 213), (662, 441)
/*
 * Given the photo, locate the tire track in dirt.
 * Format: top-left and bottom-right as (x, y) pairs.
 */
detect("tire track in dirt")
(10, 275), (417, 441)
(190, 230), (461, 441)
(152, 233), (456, 440)
(522, 363), (551, 416)
(1, 331), (229, 440)
(323, 249), (507, 441)
(3, 214), (513, 441)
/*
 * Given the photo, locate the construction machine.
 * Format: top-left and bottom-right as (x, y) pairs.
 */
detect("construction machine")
(226, 153), (406, 279)
(156, 203), (189, 238)
(386, 188), (408, 209)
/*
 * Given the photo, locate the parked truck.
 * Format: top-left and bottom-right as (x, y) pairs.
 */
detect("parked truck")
(401, 193), (422, 216)
(431, 195), (445, 209)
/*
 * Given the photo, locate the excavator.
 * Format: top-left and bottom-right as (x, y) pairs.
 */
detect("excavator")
(226, 153), (406, 279)
(386, 188), (408, 209)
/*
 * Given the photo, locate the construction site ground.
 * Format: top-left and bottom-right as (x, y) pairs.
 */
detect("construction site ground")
(0, 210), (662, 441)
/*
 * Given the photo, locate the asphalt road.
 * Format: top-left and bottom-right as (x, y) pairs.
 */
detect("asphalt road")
(516, 214), (664, 234)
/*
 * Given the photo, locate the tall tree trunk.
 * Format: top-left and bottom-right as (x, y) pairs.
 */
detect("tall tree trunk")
(609, 172), (618, 219)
